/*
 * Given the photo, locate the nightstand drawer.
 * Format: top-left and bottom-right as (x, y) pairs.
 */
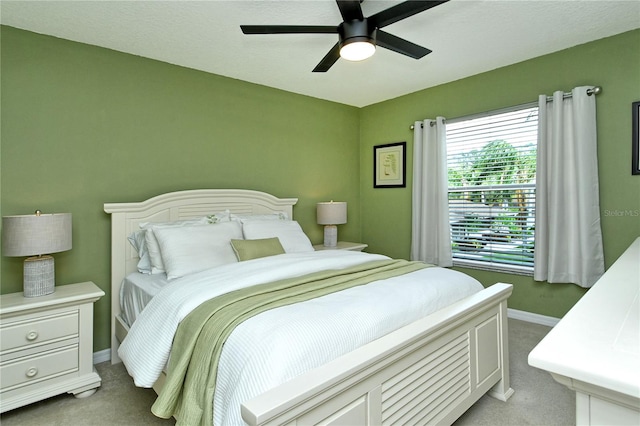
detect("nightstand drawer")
(0, 311), (79, 353)
(0, 345), (79, 391)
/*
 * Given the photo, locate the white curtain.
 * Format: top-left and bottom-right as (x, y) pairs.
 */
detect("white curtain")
(411, 117), (452, 266)
(534, 86), (604, 288)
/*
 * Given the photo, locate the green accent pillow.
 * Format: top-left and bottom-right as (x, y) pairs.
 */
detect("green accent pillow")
(230, 237), (285, 261)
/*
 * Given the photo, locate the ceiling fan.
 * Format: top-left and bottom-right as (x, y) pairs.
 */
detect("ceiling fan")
(240, 0), (449, 72)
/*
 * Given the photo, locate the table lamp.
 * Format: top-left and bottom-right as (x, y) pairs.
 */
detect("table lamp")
(2, 211), (72, 297)
(317, 201), (347, 247)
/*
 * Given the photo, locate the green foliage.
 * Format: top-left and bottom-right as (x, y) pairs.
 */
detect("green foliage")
(449, 139), (536, 207)
(449, 139), (537, 265)
(450, 139), (536, 185)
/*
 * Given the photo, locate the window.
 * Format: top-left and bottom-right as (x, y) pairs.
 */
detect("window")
(447, 105), (538, 274)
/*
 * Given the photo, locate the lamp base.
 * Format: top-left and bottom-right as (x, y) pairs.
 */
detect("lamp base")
(23, 255), (55, 297)
(323, 225), (338, 248)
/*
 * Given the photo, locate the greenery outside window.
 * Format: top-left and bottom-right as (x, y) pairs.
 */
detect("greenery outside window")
(447, 105), (538, 274)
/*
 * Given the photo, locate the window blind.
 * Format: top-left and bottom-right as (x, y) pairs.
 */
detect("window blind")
(446, 106), (538, 273)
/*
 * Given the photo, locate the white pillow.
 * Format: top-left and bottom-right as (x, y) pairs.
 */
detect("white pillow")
(142, 217), (209, 274)
(153, 221), (243, 280)
(242, 220), (314, 253)
(127, 230), (152, 274)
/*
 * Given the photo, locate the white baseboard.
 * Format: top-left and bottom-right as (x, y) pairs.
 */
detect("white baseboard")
(507, 308), (560, 327)
(93, 309), (560, 364)
(93, 348), (111, 364)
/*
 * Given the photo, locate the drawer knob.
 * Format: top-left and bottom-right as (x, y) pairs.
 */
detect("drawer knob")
(26, 367), (38, 378)
(26, 331), (39, 341)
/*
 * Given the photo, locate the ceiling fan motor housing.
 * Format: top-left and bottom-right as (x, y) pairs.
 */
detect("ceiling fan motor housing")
(338, 19), (376, 47)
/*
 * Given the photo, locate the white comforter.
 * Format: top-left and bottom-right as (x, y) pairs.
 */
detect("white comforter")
(119, 251), (483, 425)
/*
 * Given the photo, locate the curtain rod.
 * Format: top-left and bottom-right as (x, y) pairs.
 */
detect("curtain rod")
(409, 86), (602, 130)
(548, 85), (602, 102)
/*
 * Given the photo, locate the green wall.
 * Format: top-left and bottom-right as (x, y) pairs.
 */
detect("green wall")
(2, 26), (639, 353)
(0, 26), (361, 351)
(360, 29), (640, 318)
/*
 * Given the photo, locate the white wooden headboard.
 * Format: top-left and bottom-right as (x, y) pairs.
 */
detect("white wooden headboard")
(104, 189), (298, 362)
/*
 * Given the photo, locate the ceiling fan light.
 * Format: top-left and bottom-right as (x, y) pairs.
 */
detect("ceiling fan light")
(340, 41), (376, 61)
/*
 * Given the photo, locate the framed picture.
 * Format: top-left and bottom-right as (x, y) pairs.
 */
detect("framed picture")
(374, 142), (406, 188)
(633, 101), (640, 175)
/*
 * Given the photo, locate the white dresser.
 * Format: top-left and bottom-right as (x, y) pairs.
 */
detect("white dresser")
(528, 237), (640, 425)
(0, 281), (105, 412)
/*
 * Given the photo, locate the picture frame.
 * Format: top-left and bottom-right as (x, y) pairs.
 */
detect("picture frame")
(633, 101), (640, 175)
(374, 142), (406, 188)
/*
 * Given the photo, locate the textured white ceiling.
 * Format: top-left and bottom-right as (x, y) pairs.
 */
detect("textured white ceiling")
(2, 0), (639, 107)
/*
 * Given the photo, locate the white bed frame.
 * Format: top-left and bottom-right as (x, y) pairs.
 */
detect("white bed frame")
(105, 189), (514, 426)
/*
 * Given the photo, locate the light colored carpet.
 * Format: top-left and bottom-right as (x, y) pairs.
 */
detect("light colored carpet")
(0, 319), (574, 425)
(0, 359), (174, 426)
(454, 319), (575, 426)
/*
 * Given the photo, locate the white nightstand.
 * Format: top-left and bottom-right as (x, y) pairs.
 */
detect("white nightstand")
(313, 241), (368, 252)
(0, 281), (105, 413)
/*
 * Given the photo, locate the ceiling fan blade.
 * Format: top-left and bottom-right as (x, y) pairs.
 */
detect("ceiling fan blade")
(313, 43), (341, 72)
(241, 25), (337, 34)
(336, 0), (364, 21)
(376, 30), (431, 59)
(369, 0), (449, 28)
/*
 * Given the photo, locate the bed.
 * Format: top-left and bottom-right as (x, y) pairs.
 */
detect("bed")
(104, 189), (514, 425)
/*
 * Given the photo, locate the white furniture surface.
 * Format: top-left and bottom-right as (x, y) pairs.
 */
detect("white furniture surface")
(0, 281), (104, 413)
(529, 237), (640, 425)
(313, 241), (368, 251)
(105, 189), (514, 425)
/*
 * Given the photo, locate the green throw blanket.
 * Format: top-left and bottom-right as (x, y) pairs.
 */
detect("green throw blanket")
(151, 258), (428, 425)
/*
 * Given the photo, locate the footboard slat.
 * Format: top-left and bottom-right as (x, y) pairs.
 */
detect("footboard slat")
(387, 364), (469, 425)
(382, 337), (468, 413)
(382, 339), (469, 421)
(383, 334), (467, 397)
(241, 283), (514, 426)
(414, 373), (470, 426)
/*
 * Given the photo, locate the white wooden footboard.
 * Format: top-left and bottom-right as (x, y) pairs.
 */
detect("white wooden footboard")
(241, 283), (513, 426)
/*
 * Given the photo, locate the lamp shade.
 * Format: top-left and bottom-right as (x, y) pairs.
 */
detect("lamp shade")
(340, 40), (376, 61)
(317, 202), (347, 225)
(2, 212), (72, 257)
